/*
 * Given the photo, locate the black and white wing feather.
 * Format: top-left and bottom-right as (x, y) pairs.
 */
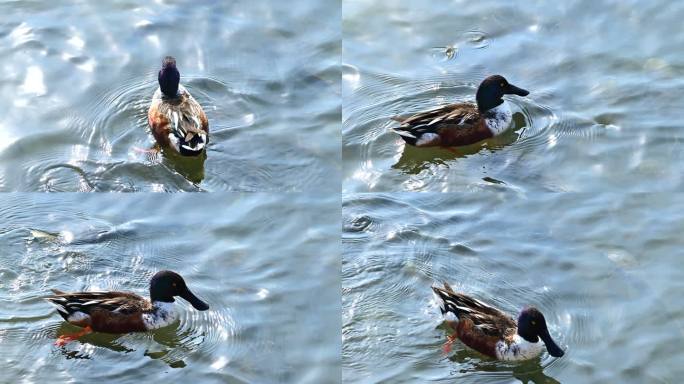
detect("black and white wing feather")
(432, 282), (516, 338)
(45, 290), (147, 321)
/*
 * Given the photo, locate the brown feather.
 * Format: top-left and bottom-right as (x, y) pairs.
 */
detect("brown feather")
(392, 103), (493, 147)
(454, 317), (501, 357)
(433, 283), (518, 358)
(46, 291), (153, 333)
(147, 88), (209, 152)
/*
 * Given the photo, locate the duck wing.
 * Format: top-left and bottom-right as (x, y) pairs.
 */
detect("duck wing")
(45, 290), (150, 321)
(158, 91), (209, 141)
(432, 282), (516, 338)
(148, 86), (209, 155)
(392, 103), (479, 134)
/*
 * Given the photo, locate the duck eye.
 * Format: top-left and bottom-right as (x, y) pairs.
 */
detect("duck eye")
(500, 82), (505, 88)
(172, 283), (177, 287)
(531, 321), (536, 325)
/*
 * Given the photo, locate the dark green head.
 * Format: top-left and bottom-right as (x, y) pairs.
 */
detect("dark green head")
(475, 75), (529, 112)
(149, 270), (209, 311)
(158, 56), (180, 97)
(517, 307), (564, 358)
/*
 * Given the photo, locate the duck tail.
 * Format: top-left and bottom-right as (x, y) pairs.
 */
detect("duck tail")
(392, 127), (418, 146)
(44, 292), (72, 322)
(432, 283), (463, 319)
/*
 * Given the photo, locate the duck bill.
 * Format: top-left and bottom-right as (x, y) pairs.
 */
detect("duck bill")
(180, 287), (210, 311)
(539, 328), (565, 357)
(505, 83), (529, 97)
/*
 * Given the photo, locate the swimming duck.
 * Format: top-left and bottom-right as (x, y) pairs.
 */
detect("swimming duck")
(46, 270), (209, 346)
(392, 75), (529, 147)
(148, 56), (209, 156)
(432, 282), (564, 361)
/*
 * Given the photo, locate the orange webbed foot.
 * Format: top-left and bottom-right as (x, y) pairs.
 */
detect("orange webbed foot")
(55, 326), (93, 347)
(443, 333), (458, 354)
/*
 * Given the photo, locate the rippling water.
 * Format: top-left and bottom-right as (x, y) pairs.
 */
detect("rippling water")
(343, 193), (684, 383)
(0, 0), (340, 191)
(0, 194), (339, 383)
(343, 0), (684, 192)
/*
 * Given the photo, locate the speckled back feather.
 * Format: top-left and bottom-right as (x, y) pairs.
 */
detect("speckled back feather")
(391, 103), (489, 147)
(46, 290), (152, 320)
(154, 89), (207, 140)
(432, 283), (516, 339)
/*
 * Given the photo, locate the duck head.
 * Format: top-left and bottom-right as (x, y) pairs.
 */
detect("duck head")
(159, 56), (180, 98)
(475, 75), (529, 113)
(149, 270), (209, 311)
(517, 307), (564, 357)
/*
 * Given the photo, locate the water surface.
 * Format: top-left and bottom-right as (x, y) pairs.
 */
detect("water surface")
(343, 192), (684, 383)
(343, 0), (684, 192)
(0, 0), (340, 191)
(0, 193), (339, 383)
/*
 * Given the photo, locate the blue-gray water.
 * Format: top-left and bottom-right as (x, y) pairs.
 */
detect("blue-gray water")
(343, 0), (684, 192)
(0, 0), (340, 191)
(0, 194), (339, 383)
(343, 192), (684, 383)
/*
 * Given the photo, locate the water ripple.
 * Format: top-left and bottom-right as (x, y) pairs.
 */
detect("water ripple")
(430, 29), (491, 61)
(342, 193), (653, 383)
(344, 69), (602, 192)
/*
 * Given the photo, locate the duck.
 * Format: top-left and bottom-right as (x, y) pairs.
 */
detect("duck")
(148, 56), (209, 156)
(45, 270), (209, 346)
(432, 282), (564, 361)
(392, 75), (529, 147)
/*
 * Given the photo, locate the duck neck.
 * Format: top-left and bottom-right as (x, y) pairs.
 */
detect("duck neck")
(476, 86), (504, 113)
(478, 98), (503, 114)
(159, 67), (180, 98)
(482, 102), (512, 136)
(150, 285), (175, 304)
(151, 300), (175, 311)
(142, 301), (177, 330)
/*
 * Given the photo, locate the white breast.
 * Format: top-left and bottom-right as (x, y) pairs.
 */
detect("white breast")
(484, 102), (513, 136)
(141, 301), (178, 330)
(495, 334), (545, 361)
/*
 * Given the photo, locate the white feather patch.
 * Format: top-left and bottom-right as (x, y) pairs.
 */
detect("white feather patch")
(484, 102), (512, 136)
(172, 111), (179, 131)
(168, 133), (180, 152)
(141, 301), (178, 330)
(55, 306), (69, 315)
(433, 290), (446, 311)
(395, 130), (417, 139)
(495, 334), (544, 361)
(433, 290), (459, 321)
(416, 133), (439, 146)
(427, 116), (443, 126)
(67, 311), (90, 323)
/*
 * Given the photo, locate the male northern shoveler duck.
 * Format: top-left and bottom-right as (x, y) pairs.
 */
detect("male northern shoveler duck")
(392, 75), (529, 147)
(45, 270), (209, 346)
(432, 282), (564, 361)
(148, 56), (209, 156)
